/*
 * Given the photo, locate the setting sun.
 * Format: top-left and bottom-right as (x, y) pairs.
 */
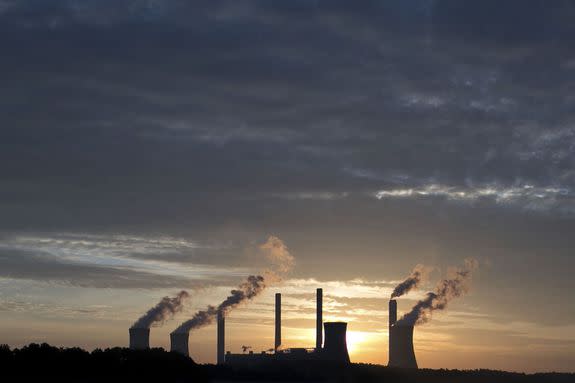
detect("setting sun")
(346, 331), (370, 355)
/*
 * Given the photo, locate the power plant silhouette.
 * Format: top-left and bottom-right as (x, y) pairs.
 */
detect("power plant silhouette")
(128, 289), (417, 368)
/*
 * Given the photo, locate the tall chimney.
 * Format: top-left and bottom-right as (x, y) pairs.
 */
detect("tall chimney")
(129, 328), (150, 350)
(275, 293), (281, 352)
(316, 288), (323, 350)
(389, 299), (397, 327)
(170, 332), (189, 356)
(217, 311), (225, 365)
(322, 322), (350, 363)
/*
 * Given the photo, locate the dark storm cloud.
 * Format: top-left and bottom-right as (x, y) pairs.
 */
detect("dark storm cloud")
(0, 247), (195, 288)
(1, 1), (574, 226)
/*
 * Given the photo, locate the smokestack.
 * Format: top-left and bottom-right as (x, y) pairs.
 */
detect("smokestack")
(129, 328), (150, 350)
(388, 323), (418, 369)
(217, 310), (225, 365)
(316, 288), (323, 350)
(170, 332), (189, 356)
(389, 299), (397, 328)
(275, 293), (281, 352)
(322, 322), (350, 363)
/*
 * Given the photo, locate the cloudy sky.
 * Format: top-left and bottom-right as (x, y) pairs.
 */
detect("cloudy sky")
(1, 0), (575, 372)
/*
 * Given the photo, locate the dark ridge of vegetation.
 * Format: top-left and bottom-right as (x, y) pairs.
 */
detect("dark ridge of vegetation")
(1, 343), (573, 383)
(211, 361), (574, 383)
(0, 343), (206, 382)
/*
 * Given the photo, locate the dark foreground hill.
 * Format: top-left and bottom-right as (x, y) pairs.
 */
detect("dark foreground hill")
(0, 343), (206, 382)
(1, 343), (573, 383)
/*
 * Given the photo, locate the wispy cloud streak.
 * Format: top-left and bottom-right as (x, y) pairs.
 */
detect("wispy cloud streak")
(374, 183), (573, 214)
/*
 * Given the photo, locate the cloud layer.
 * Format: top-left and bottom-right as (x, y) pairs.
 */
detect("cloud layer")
(0, 233), (247, 288)
(1, 1), (575, 227)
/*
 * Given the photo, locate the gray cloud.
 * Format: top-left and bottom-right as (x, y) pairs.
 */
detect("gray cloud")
(0, 298), (112, 318)
(374, 183), (575, 215)
(2, 233), (235, 265)
(0, 247), (195, 289)
(0, 232), (256, 290)
(2, 1), (573, 206)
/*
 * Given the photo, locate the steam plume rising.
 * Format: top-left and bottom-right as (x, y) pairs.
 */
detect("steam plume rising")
(173, 276), (265, 333)
(172, 236), (293, 334)
(391, 264), (430, 298)
(396, 259), (478, 326)
(131, 290), (189, 329)
(219, 275), (266, 315)
(260, 235), (295, 274)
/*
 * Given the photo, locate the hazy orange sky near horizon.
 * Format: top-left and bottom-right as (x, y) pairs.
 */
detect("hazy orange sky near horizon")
(1, 245), (574, 373)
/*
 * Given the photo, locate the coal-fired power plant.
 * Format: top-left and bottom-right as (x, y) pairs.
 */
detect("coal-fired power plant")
(388, 299), (418, 369)
(170, 332), (189, 356)
(129, 328), (150, 350)
(130, 286), (421, 368)
(122, 247), (457, 369)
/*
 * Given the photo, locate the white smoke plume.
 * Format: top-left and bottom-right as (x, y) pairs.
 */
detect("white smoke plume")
(172, 236), (293, 334)
(260, 235), (295, 275)
(131, 290), (189, 329)
(396, 259), (479, 326)
(391, 264), (431, 298)
(172, 275), (266, 334)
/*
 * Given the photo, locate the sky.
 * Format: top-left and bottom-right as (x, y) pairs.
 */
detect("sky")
(1, 0), (575, 373)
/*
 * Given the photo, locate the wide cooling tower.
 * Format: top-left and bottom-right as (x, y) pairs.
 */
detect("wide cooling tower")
(322, 322), (350, 363)
(129, 328), (150, 350)
(170, 332), (189, 356)
(388, 324), (418, 369)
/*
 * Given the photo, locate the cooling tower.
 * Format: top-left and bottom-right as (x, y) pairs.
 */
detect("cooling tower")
(389, 324), (418, 368)
(322, 322), (350, 363)
(217, 311), (225, 365)
(129, 328), (150, 350)
(170, 332), (189, 356)
(316, 288), (323, 350)
(275, 293), (281, 351)
(388, 300), (418, 369)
